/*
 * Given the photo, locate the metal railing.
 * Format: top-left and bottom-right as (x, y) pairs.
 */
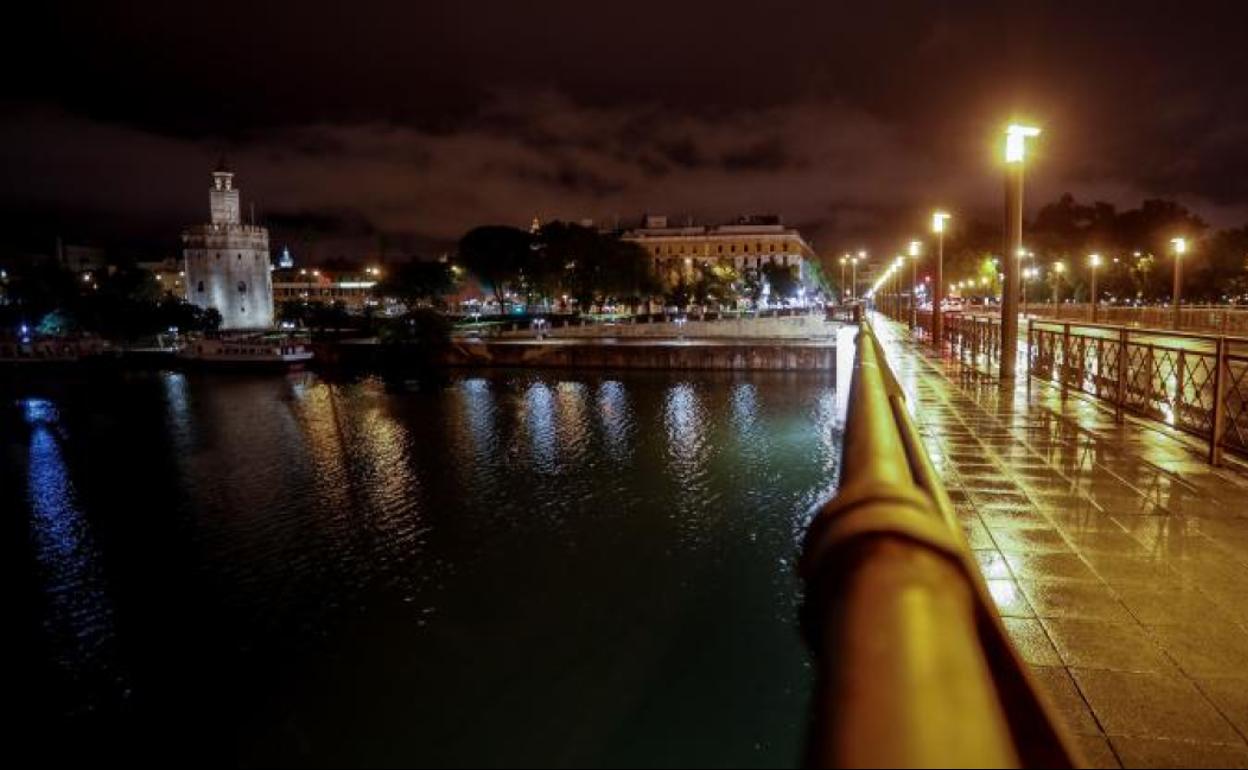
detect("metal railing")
(911, 309), (1004, 375)
(1028, 319), (1248, 465)
(1022, 303), (1248, 334)
(799, 320), (1081, 768)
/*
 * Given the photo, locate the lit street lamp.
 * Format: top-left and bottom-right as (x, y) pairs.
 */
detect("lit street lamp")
(1023, 266), (1039, 318)
(853, 250), (866, 302)
(908, 240), (922, 330)
(932, 212), (951, 345)
(840, 255), (849, 302)
(1052, 261), (1066, 307)
(1088, 253), (1103, 323)
(1172, 237), (1188, 330)
(1002, 123), (1041, 379)
(894, 256), (905, 319)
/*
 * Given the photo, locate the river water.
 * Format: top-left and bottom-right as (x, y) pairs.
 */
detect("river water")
(2, 366), (845, 767)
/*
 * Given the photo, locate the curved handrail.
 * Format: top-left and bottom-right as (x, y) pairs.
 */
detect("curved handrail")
(798, 320), (1083, 769)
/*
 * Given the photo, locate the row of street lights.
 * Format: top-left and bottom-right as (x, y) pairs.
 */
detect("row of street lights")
(853, 123), (1195, 380)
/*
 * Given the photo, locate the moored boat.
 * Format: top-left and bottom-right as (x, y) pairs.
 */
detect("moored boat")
(177, 336), (314, 370)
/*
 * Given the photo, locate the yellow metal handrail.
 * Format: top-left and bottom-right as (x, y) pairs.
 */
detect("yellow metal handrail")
(799, 320), (1082, 769)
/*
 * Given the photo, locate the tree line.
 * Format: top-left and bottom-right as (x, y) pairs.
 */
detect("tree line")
(0, 259), (221, 339)
(911, 194), (1248, 304)
(379, 221), (817, 314)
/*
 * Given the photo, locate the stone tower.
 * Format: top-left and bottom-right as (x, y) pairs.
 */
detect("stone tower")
(182, 162), (274, 330)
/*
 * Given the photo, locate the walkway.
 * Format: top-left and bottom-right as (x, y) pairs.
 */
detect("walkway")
(873, 316), (1248, 769)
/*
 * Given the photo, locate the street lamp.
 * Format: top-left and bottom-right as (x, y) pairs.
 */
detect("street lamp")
(840, 255), (849, 303)
(1002, 123), (1041, 379)
(908, 240), (922, 330)
(1171, 237), (1188, 330)
(1023, 267), (1039, 318)
(894, 256), (905, 319)
(853, 250), (866, 302)
(1088, 253), (1103, 323)
(932, 211), (951, 346)
(1052, 261), (1066, 308)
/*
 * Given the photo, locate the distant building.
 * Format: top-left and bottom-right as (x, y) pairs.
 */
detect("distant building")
(137, 257), (187, 297)
(271, 266), (384, 313)
(621, 214), (818, 286)
(56, 240), (109, 274)
(181, 163), (274, 330)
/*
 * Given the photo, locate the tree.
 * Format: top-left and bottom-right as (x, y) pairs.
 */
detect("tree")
(761, 262), (800, 303)
(693, 259), (740, 309)
(457, 225), (533, 313)
(533, 222), (660, 312)
(378, 260), (456, 309)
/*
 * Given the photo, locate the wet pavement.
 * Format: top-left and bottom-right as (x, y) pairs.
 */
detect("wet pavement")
(873, 315), (1248, 769)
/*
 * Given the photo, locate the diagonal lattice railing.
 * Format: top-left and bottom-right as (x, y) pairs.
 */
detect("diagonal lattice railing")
(1027, 320), (1248, 464)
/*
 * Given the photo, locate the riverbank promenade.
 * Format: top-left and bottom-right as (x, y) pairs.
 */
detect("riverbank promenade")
(872, 315), (1248, 769)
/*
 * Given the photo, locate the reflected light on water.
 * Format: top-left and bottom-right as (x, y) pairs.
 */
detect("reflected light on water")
(596, 380), (632, 460)
(523, 381), (558, 473)
(664, 383), (713, 539)
(23, 398), (122, 706)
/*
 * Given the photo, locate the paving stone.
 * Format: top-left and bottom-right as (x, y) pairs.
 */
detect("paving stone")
(1108, 736), (1248, 769)
(1071, 669), (1241, 743)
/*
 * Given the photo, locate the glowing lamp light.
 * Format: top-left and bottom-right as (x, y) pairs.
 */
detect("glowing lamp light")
(908, 240), (922, 258)
(1089, 253), (1103, 268)
(932, 212), (951, 234)
(1005, 124), (1042, 163)
(1172, 237), (1188, 255)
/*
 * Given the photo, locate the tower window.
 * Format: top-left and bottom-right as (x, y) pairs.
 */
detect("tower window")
(238, 281), (248, 294)
(197, 281), (205, 293)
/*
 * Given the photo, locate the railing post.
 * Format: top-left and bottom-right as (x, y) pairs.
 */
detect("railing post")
(1061, 323), (1072, 395)
(1211, 338), (1228, 466)
(1176, 350), (1187, 419)
(1116, 328), (1128, 424)
(1027, 318), (1034, 382)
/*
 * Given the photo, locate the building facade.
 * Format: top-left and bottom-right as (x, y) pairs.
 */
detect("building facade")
(620, 215), (818, 287)
(271, 267), (384, 314)
(182, 165), (274, 330)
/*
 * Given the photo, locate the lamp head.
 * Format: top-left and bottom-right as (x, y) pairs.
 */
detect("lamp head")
(1005, 124), (1042, 163)
(932, 211), (951, 233)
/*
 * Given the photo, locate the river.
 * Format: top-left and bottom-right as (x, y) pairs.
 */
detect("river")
(2, 366), (845, 767)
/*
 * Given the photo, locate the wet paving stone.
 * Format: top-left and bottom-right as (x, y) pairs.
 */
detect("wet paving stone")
(872, 317), (1248, 765)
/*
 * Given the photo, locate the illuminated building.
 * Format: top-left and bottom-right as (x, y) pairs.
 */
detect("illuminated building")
(621, 214), (818, 286)
(181, 161), (275, 330)
(271, 267), (385, 313)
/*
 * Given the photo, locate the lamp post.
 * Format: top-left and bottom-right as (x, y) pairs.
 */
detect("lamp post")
(932, 212), (951, 346)
(1002, 123), (1041, 379)
(894, 256), (905, 320)
(1052, 262), (1066, 308)
(908, 240), (922, 330)
(840, 255), (848, 303)
(1088, 253), (1102, 323)
(853, 251), (865, 302)
(1022, 267), (1039, 318)
(1172, 237), (1187, 330)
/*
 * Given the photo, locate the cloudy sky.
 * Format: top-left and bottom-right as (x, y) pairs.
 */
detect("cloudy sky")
(3, 0), (1247, 261)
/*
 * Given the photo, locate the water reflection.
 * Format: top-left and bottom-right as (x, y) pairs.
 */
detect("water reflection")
(23, 398), (123, 710)
(522, 381), (558, 473)
(596, 380), (632, 461)
(8, 369), (842, 767)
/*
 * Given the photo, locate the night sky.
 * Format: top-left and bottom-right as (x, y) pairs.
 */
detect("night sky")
(3, 1), (1247, 261)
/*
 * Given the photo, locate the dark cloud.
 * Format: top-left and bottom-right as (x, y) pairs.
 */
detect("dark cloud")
(4, 0), (1248, 260)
